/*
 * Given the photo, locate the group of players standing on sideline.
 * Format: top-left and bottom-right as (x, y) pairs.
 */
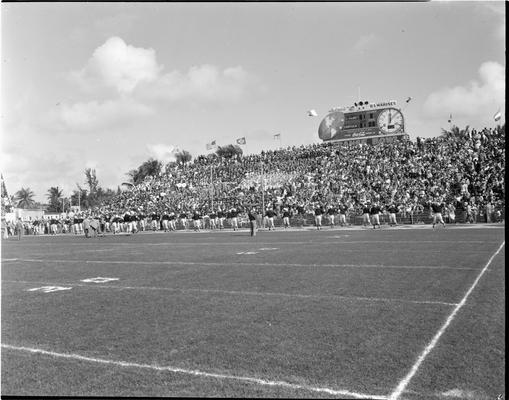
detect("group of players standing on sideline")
(5, 197), (488, 240)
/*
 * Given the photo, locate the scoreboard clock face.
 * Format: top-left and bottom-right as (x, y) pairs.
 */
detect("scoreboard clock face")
(377, 108), (404, 134)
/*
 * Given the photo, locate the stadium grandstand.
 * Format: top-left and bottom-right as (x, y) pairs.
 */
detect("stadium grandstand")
(5, 123), (504, 237)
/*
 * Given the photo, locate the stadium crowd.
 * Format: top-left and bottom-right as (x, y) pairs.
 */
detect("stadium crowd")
(4, 125), (505, 237)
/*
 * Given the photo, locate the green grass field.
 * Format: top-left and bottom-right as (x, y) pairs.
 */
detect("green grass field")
(1, 225), (505, 399)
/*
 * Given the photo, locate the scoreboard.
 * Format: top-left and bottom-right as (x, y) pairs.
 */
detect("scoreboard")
(318, 101), (405, 142)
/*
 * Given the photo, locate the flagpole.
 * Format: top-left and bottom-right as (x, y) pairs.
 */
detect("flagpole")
(210, 165), (214, 211)
(261, 162), (265, 216)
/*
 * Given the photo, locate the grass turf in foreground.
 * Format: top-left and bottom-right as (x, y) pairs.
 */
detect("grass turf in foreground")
(396, 247), (505, 400)
(1, 227), (505, 398)
(2, 283), (452, 396)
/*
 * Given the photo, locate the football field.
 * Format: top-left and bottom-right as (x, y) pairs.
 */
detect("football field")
(1, 225), (505, 399)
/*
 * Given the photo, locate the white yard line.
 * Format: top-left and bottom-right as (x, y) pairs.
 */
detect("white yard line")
(388, 241), (505, 400)
(141, 240), (496, 245)
(8, 258), (478, 270)
(3, 279), (458, 307)
(4, 239), (498, 247)
(0, 343), (388, 399)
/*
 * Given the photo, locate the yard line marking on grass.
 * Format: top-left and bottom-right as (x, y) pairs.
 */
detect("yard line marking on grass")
(11, 258), (479, 271)
(1, 258), (19, 262)
(388, 241), (505, 400)
(0, 344), (388, 399)
(27, 286), (72, 293)
(66, 248), (115, 253)
(2, 280), (459, 307)
(80, 277), (119, 283)
(143, 241), (497, 249)
(17, 239), (497, 247)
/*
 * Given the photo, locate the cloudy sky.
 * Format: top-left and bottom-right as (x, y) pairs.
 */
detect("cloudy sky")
(1, 2), (505, 202)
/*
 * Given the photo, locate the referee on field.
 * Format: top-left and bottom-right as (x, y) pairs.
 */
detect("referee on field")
(248, 208), (257, 236)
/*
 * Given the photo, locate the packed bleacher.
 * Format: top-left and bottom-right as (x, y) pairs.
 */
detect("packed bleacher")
(4, 125), (505, 237)
(103, 125), (505, 225)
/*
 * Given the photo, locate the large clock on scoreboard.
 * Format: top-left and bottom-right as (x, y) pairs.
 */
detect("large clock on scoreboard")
(377, 108), (404, 135)
(318, 101), (405, 142)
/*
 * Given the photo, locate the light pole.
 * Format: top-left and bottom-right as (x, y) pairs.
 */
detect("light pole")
(210, 165), (214, 211)
(77, 185), (81, 211)
(261, 162), (265, 214)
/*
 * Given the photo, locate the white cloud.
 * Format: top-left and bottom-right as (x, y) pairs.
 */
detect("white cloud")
(1, 150), (78, 202)
(138, 64), (260, 102)
(423, 61), (505, 119)
(353, 34), (379, 54)
(71, 37), (261, 102)
(146, 144), (178, 164)
(49, 98), (154, 132)
(71, 36), (162, 93)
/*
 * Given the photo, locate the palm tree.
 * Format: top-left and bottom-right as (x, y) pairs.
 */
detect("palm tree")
(441, 125), (470, 138)
(139, 158), (162, 178)
(175, 150), (192, 165)
(47, 186), (64, 212)
(124, 158), (163, 187)
(216, 144), (243, 158)
(85, 168), (99, 194)
(71, 186), (90, 210)
(15, 187), (36, 209)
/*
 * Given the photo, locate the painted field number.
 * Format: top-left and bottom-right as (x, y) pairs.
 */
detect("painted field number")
(28, 286), (72, 293)
(81, 277), (119, 283)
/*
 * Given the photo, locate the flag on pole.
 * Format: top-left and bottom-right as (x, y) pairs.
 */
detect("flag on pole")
(494, 109), (502, 122)
(206, 140), (217, 150)
(273, 133), (281, 140)
(448, 114), (452, 123)
(405, 97), (412, 103)
(307, 109), (318, 117)
(236, 137), (246, 145)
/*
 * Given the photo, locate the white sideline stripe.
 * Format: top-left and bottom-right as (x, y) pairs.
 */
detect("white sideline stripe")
(12, 239), (500, 247)
(388, 241), (505, 400)
(141, 240), (496, 246)
(10, 258), (478, 271)
(0, 344), (387, 399)
(3, 280), (458, 307)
